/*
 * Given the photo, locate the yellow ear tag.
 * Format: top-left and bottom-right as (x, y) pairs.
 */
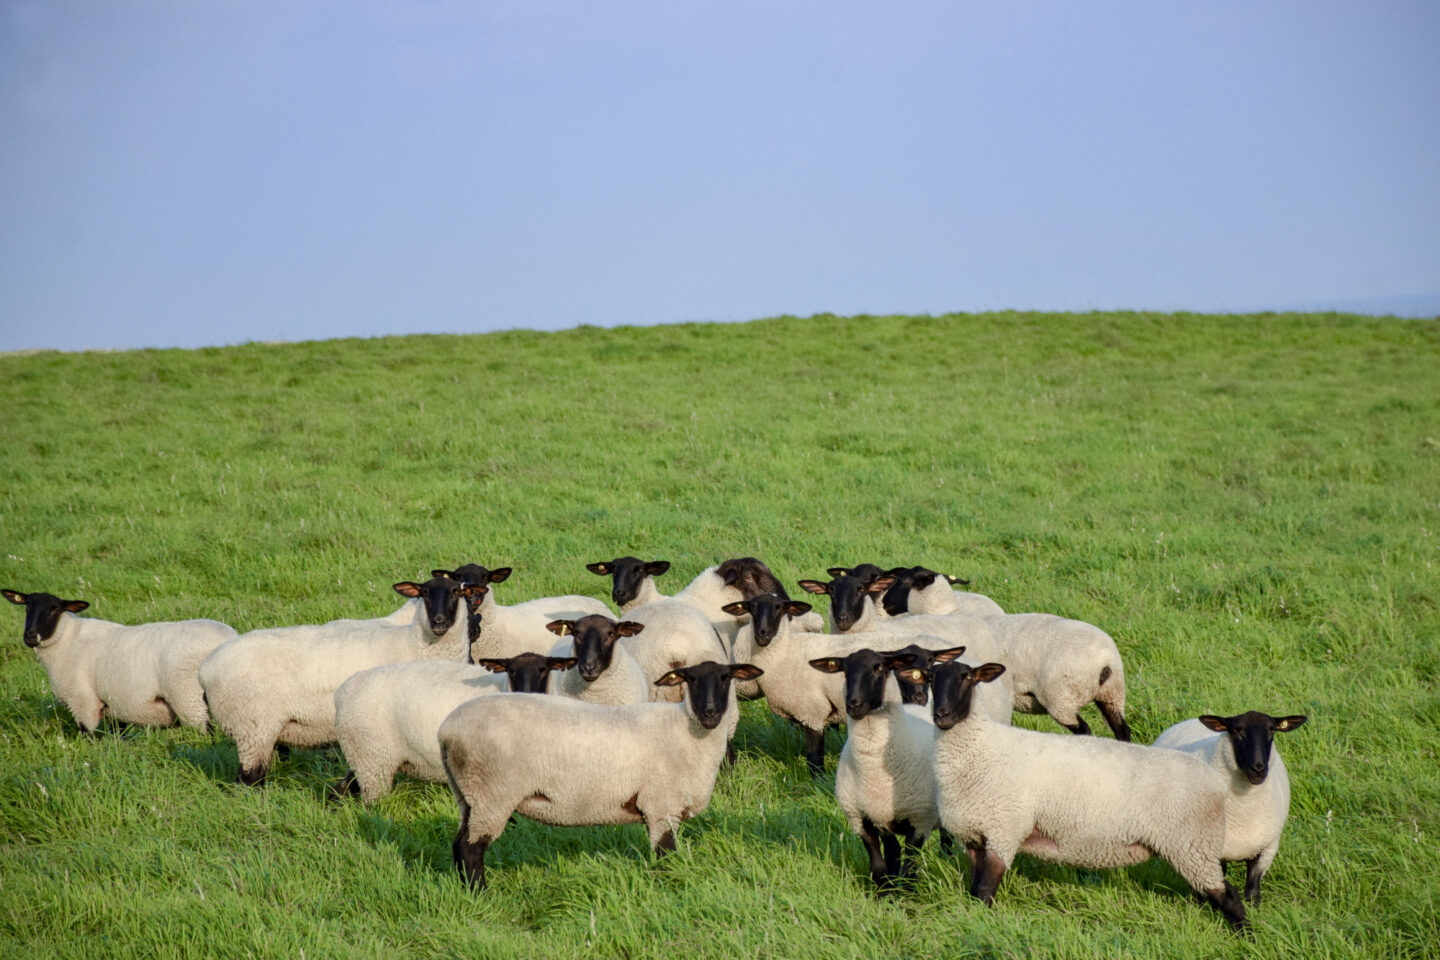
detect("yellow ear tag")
(908, 670), (923, 681)
(558, 624), (570, 636)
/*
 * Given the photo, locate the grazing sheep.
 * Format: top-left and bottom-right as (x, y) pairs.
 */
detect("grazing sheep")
(808, 646), (966, 889)
(881, 566), (1004, 618)
(926, 660), (1247, 931)
(435, 564), (612, 661)
(198, 576), (477, 785)
(544, 614), (650, 706)
(333, 651), (574, 803)
(1153, 711), (1307, 903)
(2, 589), (236, 733)
(440, 660), (762, 890)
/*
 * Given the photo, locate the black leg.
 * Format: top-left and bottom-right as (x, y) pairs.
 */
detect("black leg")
(1061, 717), (1093, 736)
(970, 845), (1007, 905)
(1098, 700), (1132, 741)
(237, 763), (269, 787)
(880, 833), (902, 882)
(329, 770), (360, 802)
(1204, 882), (1248, 933)
(655, 830), (677, 855)
(1243, 856), (1264, 904)
(858, 817), (888, 888)
(939, 828), (955, 856)
(725, 742), (737, 767)
(802, 726), (826, 776)
(893, 819), (920, 879)
(452, 807), (488, 891)
(276, 743), (292, 761)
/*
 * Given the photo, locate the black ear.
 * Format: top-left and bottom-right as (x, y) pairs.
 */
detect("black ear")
(393, 582), (422, 598)
(431, 569), (456, 580)
(826, 567), (850, 578)
(475, 659), (509, 673)
(460, 583), (488, 598)
(808, 658), (843, 674)
(487, 568), (512, 583)
(1275, 715), (1308, 732)
(884, 652), (920, 670)
(654, 670), (686, 687)
(546, 620), (572, 636)
(972, 663), (1006, 684)
(585, 562), (611, 575)
(547, 657), (578, 671)
(63, 600), (90, 613)
(932, 646), (967, 664)
(866, 576), (896, 594)
(784, 601), (813, 617)
(720, 601), (751, 617)
(645, 561), (671, 576)
(797, 580), (829, 596)
(1, 589), (27, 605)
(944, 574), (971, 586)
(615, 621), (645, 637)
(1198, 715), (1229, 732)
(730, 663), (763, 681)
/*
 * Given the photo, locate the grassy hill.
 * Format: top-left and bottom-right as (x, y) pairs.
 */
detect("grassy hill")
(1, 311), (1436, 958)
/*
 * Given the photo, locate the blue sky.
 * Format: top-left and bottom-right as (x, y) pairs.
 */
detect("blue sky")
(2, 1), (1437, 351)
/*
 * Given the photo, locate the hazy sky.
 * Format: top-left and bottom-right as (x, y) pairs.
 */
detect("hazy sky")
(2, 1), (1437, 351)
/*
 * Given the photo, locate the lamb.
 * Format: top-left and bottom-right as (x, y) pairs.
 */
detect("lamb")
(1152, 711), (1307, 903)
(332, 651), (575, 803)
(808, 646), (967, 889)
(197, 575), (477, 785)
(880, 565), (1005, 618)
(440, 660), (762, 890)
(437, 564), (612, 661)
(544, 614), (650, 706)
(3, 588), (237, 733)
(925, 660), (1247, 931)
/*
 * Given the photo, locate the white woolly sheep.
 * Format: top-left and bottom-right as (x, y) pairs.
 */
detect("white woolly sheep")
(926, 660), (1247, 931)
(437, 564), (611, 661)
(1153, 711), (1307, 903)
(881, 566), (1005, 618)
(332, 651), (574, 803)
(808, 645), (967, 888)
(440, 660), (762, 890)
(544, 614), (651, 706)
(198, 576), (477, 785)
(3, 589), (237, 733)
(617, 598), (731, 704)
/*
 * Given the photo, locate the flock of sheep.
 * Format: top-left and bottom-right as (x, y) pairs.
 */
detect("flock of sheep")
(4, 555), (1305, 935)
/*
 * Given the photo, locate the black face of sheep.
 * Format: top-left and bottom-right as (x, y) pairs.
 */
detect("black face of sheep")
(393, 577), (473, 637)
(796, 574), (895, 632)
(2, 590), (90, 646)
(882, 643), (969, 706)
(546, 614), (645, 682)
(808, 648), (937, 721)
(433, 564), (511, 588)
(720, 594), (812, 646)
(585, 557), (670, 606)
(474, 652), (578, 693)
(1198, 711), (1308, 785)
(880, 566), (972, 617)
(654, 661), (763, 729)
(930, 661), (1007, 730)
(717, 557), (786, 600)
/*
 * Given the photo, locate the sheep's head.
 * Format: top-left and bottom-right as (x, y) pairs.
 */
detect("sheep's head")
(394, 576), (476, 637)
(547, 614), (644, 682)
(474, 652), (578, 693)
(2, 590), (89, 647)
(796, 574), (894, 632)
(655, 661), (764, 729)
(1198, 712), (1307, 785)
(720, 593), (811, 646)
(930, 660), (1007, 730)
(585, 557), (669, 607)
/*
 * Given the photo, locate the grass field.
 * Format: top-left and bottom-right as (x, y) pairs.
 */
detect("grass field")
(1, 311), (1437, 959)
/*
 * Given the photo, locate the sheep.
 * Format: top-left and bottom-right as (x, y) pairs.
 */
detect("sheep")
(440, 660), (763, 890)
(1152, 711), (1307, 903)
(808, 645), (967, 889)
(332, 651), (575, 803)
(544, 614), (650, 706)
(2, 588), (237, 733)
(438, 564), (612, 661)
(197, 575), (477, 785)
(880, 565), (1005, 618)
(617, 598), (732, 705)
(925, 660), (1247, 931)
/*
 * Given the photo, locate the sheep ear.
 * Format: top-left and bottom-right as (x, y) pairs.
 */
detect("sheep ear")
(1198, 715), (1229, 732)
(972, 663), (1006, 684)
(730, 663), (763, 681)
(720, 601), (750, 617)
(867, 576), (896, 594)
(884, 652), (920, 670)
(431, 569), (456, 580)
(826, 567), (850, 578)
(585, 562), (611, 575)
(654, 670), (686, 687)
(645, 561), (671, 576)
(1, 590), (27, 605)
(784, 601), (813, 617)
(1274, 715), (1308, 732)
(932, 646), (967, 664)
(615, 621), (645, 637)
(547, 657), (578, 671)
(944, 574), (971, 586)
(487, 568), (512, 583)
(545, 620), (572, 637)
(808, 658), (843, 674)
(393, 582), (422, 598)
(460, 583), (488, 598)
(797, 580), (829, 596)
(63, 600), (89, 613)
(475, 659), (509, 674)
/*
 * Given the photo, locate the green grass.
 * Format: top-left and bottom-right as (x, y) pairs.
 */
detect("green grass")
(1, 311), (1437, 958)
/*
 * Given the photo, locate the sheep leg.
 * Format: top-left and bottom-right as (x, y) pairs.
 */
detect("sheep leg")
(798, 724), (826, 776)
(329, 770), (361, 803)
(452, 803), (489, 891)
(725, 742), (737, 767)
(645, 813), (678, 855)
(969, 844), (1007, 905)
(938, 828), (955, 856)
(858, 818), (889, 888)
(1243, 852), (1272, 904)
(1060, 716), (1092, 736)
(880, 833), (902, 885)
(893, 819), (921, 879)
(1203, 882), (1248, 932)
(1097, 698), (1132, 741)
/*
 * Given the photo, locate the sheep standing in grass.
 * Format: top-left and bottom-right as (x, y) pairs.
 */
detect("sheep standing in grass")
(198, 575), (477, 785)
(1153, 711), (1307, 903)
(333, 651), (574, 803)
(618, 598), (732, 704)
(3, 589), (237, 733)
(442, 564), (612, 661)
(809, 646), (967, 889)
(544, 614), (650, 706)
(926, 660), (1247, 931)
(880, 566), (1005, 618)
(440, 660), (762, 890)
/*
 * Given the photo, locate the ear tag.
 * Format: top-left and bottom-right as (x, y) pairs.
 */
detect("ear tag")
(907, 670), (923, 681)
(558, 624), (571, 636)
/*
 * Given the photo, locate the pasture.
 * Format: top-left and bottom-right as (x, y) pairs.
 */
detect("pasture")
(1, 311), (1436, 959)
